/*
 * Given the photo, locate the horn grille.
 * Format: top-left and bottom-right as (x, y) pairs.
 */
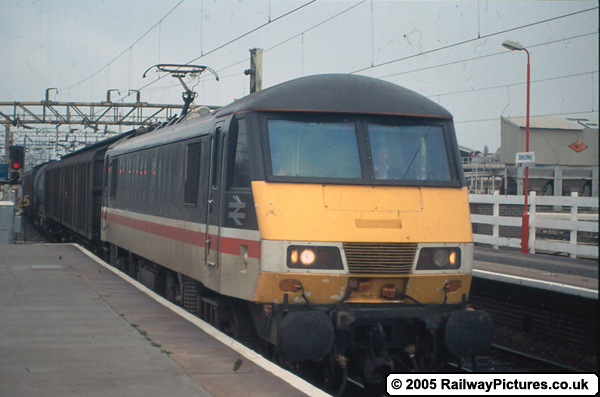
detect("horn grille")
(342, 242), (418, 274)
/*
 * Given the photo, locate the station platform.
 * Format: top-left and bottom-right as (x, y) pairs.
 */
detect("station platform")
(473, 246), (598, 298)
(0, 244), (328, 397)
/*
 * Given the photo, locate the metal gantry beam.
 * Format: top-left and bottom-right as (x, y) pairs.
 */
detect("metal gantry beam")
(0, 100), (192, 128)
(1, 95), (220, 163)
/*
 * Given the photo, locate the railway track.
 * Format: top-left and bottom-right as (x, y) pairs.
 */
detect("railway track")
(448, 344), (586, 373)
(469, 276), (598, 373)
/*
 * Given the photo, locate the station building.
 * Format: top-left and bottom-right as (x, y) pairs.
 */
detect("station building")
(462, 116), (598, 197)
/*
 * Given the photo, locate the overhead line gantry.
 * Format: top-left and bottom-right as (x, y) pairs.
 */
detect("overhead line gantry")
(1, 88), (219, 162)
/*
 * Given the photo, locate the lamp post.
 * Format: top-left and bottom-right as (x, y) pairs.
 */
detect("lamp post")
(502, 40), (531, 254)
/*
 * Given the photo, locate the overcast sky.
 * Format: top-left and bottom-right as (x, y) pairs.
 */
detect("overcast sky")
(1, 0), (598, 153)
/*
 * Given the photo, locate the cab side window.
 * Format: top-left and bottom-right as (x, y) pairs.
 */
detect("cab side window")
(231, 119), (250, 188)
(109, 158), (118, 199)
(184, 142), (201, 205)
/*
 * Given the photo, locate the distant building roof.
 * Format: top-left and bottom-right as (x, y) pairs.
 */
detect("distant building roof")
(459, 145), (478, 153)
(502, 116), (599, 131)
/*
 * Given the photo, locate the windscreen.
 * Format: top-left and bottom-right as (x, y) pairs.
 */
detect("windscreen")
(267, 120), (362, 178)
(267, 118), (454, 183)
(368, 124), (452, 181)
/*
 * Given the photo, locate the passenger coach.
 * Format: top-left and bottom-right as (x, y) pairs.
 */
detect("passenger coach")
(101, 74), (492, 381)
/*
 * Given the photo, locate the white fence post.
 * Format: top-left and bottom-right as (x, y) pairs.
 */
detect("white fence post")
(493, 191), (500, 249)
(469, 193), (598, 259)
(570, 192), (578, 258)
(529, 191), (537, 254)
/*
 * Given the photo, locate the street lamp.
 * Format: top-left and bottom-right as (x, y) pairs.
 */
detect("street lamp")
(502, 39), (531, 254)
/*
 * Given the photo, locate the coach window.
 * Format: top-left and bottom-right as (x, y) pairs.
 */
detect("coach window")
(184, 142), (201, 205)
(109, 158), (118, 199)
(230, 119), (250, 188)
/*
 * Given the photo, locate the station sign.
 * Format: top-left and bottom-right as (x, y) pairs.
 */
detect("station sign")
(515, 151), (535, 167)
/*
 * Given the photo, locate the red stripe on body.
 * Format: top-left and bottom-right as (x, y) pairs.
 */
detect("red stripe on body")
(104, 211), (261, 259)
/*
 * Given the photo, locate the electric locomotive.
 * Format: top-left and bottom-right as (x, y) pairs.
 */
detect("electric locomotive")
(101, 73), (492, 383)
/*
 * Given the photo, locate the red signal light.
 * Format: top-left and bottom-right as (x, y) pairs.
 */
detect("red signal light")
(9, 146), (24, 172)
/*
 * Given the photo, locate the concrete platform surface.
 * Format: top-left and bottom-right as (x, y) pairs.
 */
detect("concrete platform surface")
(0, 244), (326, 397)
(473, 246), (598, 297)
(474, 246), (598, 279)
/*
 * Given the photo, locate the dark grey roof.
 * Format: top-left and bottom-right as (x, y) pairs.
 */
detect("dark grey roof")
(58, 130), (136, 161)
(214, 74), (452, 119)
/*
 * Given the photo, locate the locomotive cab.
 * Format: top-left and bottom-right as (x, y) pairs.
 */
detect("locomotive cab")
(243, 107), (493, 376)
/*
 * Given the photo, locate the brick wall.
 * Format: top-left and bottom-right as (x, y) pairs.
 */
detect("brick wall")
(470, 203), (522, 238)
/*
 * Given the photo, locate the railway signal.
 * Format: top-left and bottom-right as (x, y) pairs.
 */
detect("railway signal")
(8, 145), (24, 184)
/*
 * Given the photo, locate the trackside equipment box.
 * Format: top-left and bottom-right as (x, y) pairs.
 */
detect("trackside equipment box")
(0, 201), (15, 244)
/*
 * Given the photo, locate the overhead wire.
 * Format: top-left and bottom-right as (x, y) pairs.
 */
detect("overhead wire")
(454, 110), (598, 125)
(187, 1), (317, 65)
(351, 6), (598, 75)
(62, 0), (187, 92)
(83, 0), (318, 120)
(377, 31), (598, 81)
(129, 0), (368, 99)
(97, 3), (599, 104)
(135, 0), (318, 93)
(366, 11), (599, 127)
(413, 31), (599, 100)
(62, 3), (597, 99)
(428, 70), (598, 100)
(62, 2), (598, 124)
(171, 3), (597, 96)
(188, 0), (368, 86)
(262, 0), (367, 55)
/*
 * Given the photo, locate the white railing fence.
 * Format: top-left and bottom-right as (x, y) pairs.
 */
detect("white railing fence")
(469, 192), (598, 259)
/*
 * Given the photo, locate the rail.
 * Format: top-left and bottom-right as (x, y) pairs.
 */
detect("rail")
(469, 192), (598, 259)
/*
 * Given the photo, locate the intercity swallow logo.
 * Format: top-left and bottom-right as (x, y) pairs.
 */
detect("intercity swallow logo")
(228, 195), (246, 226)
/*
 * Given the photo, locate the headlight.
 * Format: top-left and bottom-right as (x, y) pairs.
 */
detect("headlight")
(287, 246), (344, 270)
(416, 247), (461, 270)
(300, 249), (316, 265)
